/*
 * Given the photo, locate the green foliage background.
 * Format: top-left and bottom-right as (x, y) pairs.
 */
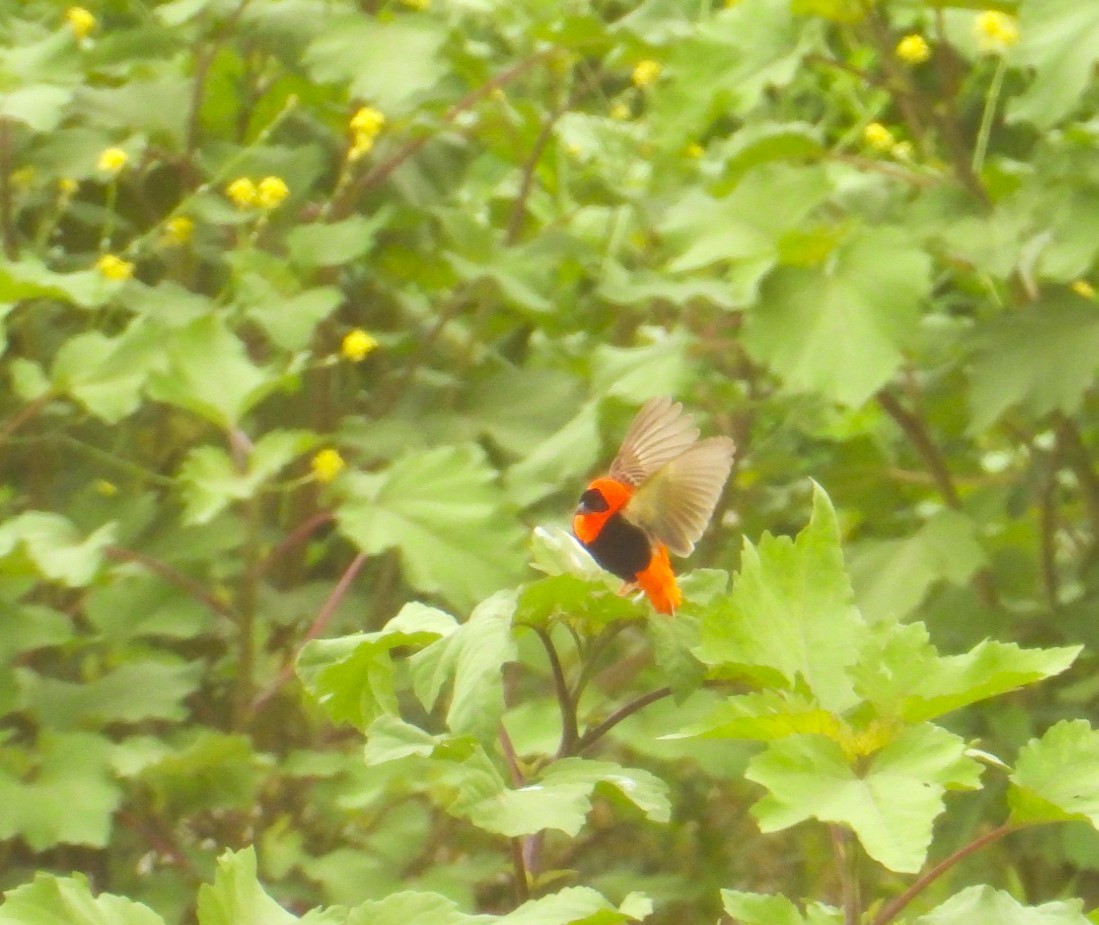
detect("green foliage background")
(2, 0), (1099, 923)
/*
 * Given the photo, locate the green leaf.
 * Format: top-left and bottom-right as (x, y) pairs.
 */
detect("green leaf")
(177, 430), (317, 525)
(409, 592), (517, 739)
(0, 85), (74, 132)
(0, 512), (115, 587)
(912, 885), (1091, 925)
(674, 689), (846, 743)
(1007, 0), (1099, 129)
(967, 293), (1099, 431)
(590, 334), (694, 401)
(297, 603), (458, 729)
(247, 287), (342, 353)
(850, 622), (1079, 724)
(136, 733), (261, 815)
(286, 214), (388, 269)
(303, 17), (447, 112)
(499, 887), (643, 925)
(1010, 720), (1099, 827)
(0, 872), (166, 925)
(0, 258), (112, 309)
(0, 732), (122, 850)
(696, 483), (864, 712)
(657, 165), (831, 275)
(850, 510), (986, 621)
(746, 724), (982, 873)
(197, 847), (298, 925)
(456, 757), (671, 837)
(344, 891), (488, 925)
(517, 574), (641, 628)
(743, 227), (932, 407)
(146, 314), (284, 429)
(720, 890), (841, 925)
(337, 445), (525, 610)
(18, 659), (204, 728)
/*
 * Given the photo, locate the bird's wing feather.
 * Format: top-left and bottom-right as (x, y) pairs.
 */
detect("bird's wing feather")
(624, 436), (735, 557)
(609, 396), (700, 487)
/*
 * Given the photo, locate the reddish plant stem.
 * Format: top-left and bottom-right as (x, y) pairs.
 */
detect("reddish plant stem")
(250, 550), (368, 713)
(253, 509), (335, 579)
(105, 546), (235, 619)
(528, 625), (578, 758)
(871, 823), (1020, 925)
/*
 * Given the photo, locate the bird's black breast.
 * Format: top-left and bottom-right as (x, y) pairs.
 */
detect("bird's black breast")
(580, 513), (650, 581)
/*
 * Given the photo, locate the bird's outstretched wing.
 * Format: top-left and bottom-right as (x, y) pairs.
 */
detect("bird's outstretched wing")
(609, 396), (700, 488)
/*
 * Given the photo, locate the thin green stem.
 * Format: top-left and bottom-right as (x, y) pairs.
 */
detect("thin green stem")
(529, 625), (578, 757)
(972, 55), (1007, 175)
(831, 825), (861, 925)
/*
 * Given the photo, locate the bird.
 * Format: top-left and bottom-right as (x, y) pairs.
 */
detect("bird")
(572, 396), (735, 614)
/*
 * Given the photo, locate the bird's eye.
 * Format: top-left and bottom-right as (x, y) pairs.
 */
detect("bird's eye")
(578, 488), (609, 513)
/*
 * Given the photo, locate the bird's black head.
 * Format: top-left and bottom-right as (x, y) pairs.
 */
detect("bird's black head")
(576, 487), (610, 514)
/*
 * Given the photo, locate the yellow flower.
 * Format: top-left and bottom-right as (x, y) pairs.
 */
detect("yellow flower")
(96, 253), (134, 281)
(350, 106), (386, 138)
(1072, 280), (1095, 299)
(163, 215), (194, 245)
(66, 6), (96, 39)
(863, 121), (895, 151)
(58, 177), (79, 196)
(896, 34), (931, 64)
(255, 176), (289, 210)
(97, 146), (128, 176)
(631, 59), (662, 88)
(348, 134), (375, 162)
(311, 448), (346, 483)
(341, 329), (379, 362)
(974, 10), (1019, 53)
(610, 101), (631, 121)
(685, 142), (705, 159)
(94, 479), (118, 497)
(226, 177), (257, 208)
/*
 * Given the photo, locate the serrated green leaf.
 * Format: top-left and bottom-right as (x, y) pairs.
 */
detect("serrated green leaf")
(720, 890), (841, 925)
(967, 294), (1099, 431)
(337, 445), (525, 610)
(409, 592), (517, 738)
(197, 847), (298, 925)
(746, 724), (982, 873)
(303, 17), (447, 112)
(247, 287), (342, 353)
(18, 659), (203, 728)
(912, 885), (1091, 925)
(590, 335), (693, 401)
(674, 690), (844, 743)
(0, 85), (74, 133)
(1007, 0), (1099, 129)
(1009, 720), (1099, 827)
(500, 887), (639, 925)
(697, 484), (863, 712)
(744, 227), (932, 407)
(137, 732), (261, 815)
(0, 872), (166, 925)
(297, 602), (458, 729)
(146, 314), (283, 428)
(0, 732), (122, 850)
(85, 575), (215, 641)
(345, 891), (490, 925)
(517, 574), (641, 628)
(850, 510), (986, 621)
(177, 430), (317, 525)
(657, 165), (831, 274)
(287, 214), (387, 269)
(850, 622), (1079, 724)
(0, 512), (116, 587)
(0, 258), (111, 309)
(457, 757), (670, 837)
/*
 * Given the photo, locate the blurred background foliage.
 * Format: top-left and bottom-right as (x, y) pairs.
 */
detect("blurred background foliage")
(2, 0), (1099, 921)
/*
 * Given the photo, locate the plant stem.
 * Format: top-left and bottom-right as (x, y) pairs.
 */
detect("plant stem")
(831, 825), (861, 925)
(530, 625), (578, 757)
(233, 494), (262, 729)
(871, 823), (1020, 925)
(576, 686), (673, 754)
(510, 838), (530, 903)
(105, 546), (235, 620)
(972, 55), (1007, 176)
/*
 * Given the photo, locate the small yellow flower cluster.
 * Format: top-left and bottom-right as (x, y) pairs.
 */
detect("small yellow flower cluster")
(311, 448), (346, 483)
(974, 10), (1019, 53)
(66, 6), (95, 39)
(1072, 280), (1095, 299)
(631, 59), (662, 88)
(97, 146), (128, 176)
(225, 176), (289, 210)
(163, 215), (194, 245)
(341, 329), (379, 362)
(863, 122), (912, 160)
(348, 106), (386, 162)
(96, 253), (134, 281)
(896, 34), (931, 64)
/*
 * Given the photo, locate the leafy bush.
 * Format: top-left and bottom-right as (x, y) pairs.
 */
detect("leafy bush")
(2, 0), (1099, 923)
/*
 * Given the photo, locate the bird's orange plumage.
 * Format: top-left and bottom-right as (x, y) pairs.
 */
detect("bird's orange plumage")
(572, 398), (735, 614)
